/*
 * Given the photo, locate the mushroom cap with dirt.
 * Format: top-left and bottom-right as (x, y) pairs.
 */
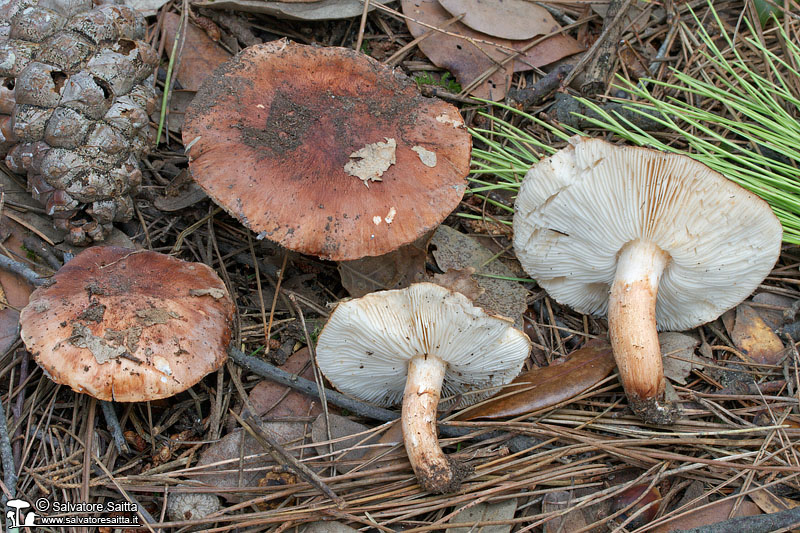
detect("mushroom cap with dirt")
(315, 282), (531, 493)
(513, 136), (782, 424)
(182, 39), (471, 261)
(19, 246), (235, 401)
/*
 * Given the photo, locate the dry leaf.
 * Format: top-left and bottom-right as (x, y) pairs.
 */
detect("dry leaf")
(660, 332), (702, 385)
(457, 339), (614, 420)
(438, 0), (560, 40)
(192, 0), (392, 21)
(162, 12), (233, 92)
(338, 233), (429, 297)
(542, 491), (589, 533)
(731, 303), (785, 365)
(752, 291), (795, 329)
(449, 499), (517, 533)
(197, 348), (321, 497)
(651, 497), (762, 533)
(151, 90), (195, 135)
(402, 0), (584, 100)
(311, 414), (378, 473)
(431, 225), (527, 327)
(748, 485), (800, 516)
(432, 267), (485, 301)
(610, 484), (662, 529)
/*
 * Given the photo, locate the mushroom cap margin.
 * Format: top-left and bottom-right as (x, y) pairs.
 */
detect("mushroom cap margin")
(19, 246), (235, 401)
(315, 282), (532, 407)
(182, 40), (471, 261)
(513, 136), (783, 331)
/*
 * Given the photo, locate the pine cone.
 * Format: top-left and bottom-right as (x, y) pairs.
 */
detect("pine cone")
(0, 0), (157, 245)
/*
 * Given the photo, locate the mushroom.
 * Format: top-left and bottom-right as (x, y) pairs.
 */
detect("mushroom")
(182, 39), (471, 261)
(315, 282), (531, 493)
(513, 136), (782, 424)
(20, 246), (234, 401)
(167, 491), (221, 523)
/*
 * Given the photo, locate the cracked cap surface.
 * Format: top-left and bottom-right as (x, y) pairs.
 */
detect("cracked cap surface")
(20, 246), (234, 401)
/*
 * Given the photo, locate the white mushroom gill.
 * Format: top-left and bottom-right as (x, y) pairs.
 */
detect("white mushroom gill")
(513, 136), (782, 424)
(316, 283), (531, 493)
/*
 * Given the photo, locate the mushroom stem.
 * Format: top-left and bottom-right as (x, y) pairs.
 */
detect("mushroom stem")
(609, 240), (676, 424)
(402, 354), (467, 493)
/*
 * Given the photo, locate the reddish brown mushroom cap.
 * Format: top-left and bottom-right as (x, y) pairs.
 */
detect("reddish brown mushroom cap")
(182, 40), (471, 261)
(20, 246), (234, 401)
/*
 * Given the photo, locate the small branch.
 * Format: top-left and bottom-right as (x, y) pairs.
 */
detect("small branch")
(229, 346), (398, 423)
(0, 254), (48, 286)
(580, 0), (633, 95)
(676, 506), (800, 533)
(227, 346), (543, 447)
(507, 64), (573, 107)
(0, 392), (16, 501)
(232, 410), (345, 508)
(100, 401), (130, 455)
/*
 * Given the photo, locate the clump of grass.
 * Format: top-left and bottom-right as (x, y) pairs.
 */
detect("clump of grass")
(467, 4), (800, 244)
(576, 5), (800, 244)
(464, 101), (567, 225)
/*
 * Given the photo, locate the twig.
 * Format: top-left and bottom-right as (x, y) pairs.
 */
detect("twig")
(11, 349), (28, 468)
(580, 0), (632, 95)
(227, 346), (539, 446)
(676, 505), (800, 533)
(228, 346), (398, 423)
(354, 0), (370, 54)
(100, 401), (130, 455)
(507, 64), (573, 107)
(22, 236), (61, 271)
(231, 410), (345, 508)
(0, 254), (47, 286)
(561, 0), (633, 91)
(0, 390), (16, 500)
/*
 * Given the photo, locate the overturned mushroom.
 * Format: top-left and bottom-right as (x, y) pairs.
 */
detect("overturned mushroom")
(182, 40), (471, 261)
(513, 136), (782, 424)
(20, 246), (234, 401)
(315, 282), (531, 493)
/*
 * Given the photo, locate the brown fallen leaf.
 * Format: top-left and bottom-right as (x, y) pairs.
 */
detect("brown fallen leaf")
(660, 332), (703, 385)
(457, 339), (614, 420)
(192, 0), (392, 21)
(731, 303), (786, 365)
(542, 491), (589, 533)
(748, 485), (800, 515)
(401, 0), (584, 100)
(610, 484), (662, 529)
(338, 233), (430, 297)
(311, 413), (379, 473)
(752, 291), (795, 329)
(432, 267), (484, 301)
(162, 12), (232, 92)
(431, 225), (528, 327)
(438, 0), (561, 40)
(196, 348), (321, 497)
(651, 497), (762, 532)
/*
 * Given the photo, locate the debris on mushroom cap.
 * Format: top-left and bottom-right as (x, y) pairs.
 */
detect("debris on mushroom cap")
(315, 282), (532, 407)
(19, 246), (235, 401)
(182, 40), (471, 261)
(513, 135), (783, 332)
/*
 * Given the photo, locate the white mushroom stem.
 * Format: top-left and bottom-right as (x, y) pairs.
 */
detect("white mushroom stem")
(402, 354), (463, 493)
(608, 240), (675, 424)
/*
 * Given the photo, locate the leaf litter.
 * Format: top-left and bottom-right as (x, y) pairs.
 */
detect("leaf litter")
(6, 2), (800, 532)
